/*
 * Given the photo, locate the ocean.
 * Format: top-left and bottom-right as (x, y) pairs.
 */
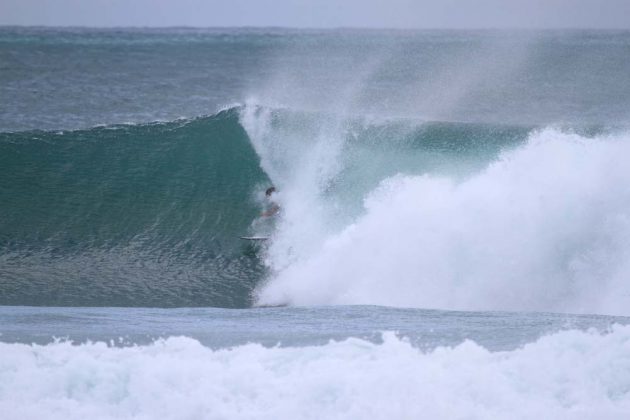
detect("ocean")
(2, 27), (630, 418)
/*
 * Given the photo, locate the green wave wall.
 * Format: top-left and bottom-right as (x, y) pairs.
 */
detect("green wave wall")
(0, 108), (269, 307)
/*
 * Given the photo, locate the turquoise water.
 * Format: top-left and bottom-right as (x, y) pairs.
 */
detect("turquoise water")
(0, 110), (266, 307)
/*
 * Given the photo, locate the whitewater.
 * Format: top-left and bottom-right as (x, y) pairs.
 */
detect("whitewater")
(3, 327), (630, 420)
(2, 27), (630, 419)
(251, 123), (630, 315)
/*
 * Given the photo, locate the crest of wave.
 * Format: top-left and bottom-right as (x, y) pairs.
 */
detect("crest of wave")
(256, 128), (630, 315)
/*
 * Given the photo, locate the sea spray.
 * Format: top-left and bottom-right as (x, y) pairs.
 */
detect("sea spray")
(255, 128), (630, 315)
(240, 103), (351, 271)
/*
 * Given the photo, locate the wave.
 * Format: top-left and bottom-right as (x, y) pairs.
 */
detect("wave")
(3, 103), (625, 314)
(246, 108), (630, 315)
(0, 104), (530, 308)
(2, 326), (630, 419)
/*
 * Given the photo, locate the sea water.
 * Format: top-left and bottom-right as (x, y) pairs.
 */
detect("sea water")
(2, 27), (630, 418)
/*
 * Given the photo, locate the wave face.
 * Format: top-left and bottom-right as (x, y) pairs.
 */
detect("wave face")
(3, 28), (630, 314)
(3, 326), (630, 419)
(0, 109), (268, 307)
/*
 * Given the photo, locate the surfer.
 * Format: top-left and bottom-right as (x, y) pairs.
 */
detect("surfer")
(261, 186), (280, 217)
(239, 187), (278, 241)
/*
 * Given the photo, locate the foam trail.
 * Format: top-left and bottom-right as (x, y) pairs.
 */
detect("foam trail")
(2, 327), (630, 419)
(255, 128), (630, 315)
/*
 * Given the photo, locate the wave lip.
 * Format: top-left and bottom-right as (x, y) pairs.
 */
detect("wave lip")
(2, 326), (630, 419)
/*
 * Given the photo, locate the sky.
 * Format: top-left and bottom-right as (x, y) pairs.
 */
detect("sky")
(1, 0), (630, 29)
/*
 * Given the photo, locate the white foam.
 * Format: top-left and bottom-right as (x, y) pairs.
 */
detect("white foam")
(253, 127), (630, 315)
(2, 326), (630, 419)
(240, 102), (350, 270)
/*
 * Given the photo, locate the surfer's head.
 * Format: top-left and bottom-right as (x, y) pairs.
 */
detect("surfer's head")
(265, 187), (276, 197)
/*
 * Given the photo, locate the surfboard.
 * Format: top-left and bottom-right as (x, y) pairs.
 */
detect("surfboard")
(239, 236), (270, 241)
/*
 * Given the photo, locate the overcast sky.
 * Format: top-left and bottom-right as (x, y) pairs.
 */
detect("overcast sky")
(2, 0), (630, 29)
